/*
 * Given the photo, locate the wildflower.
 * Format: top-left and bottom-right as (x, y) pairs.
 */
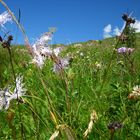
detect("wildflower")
(53, 47), (63, 56)
(128, 85), (140, 99)
(32, 54), (46, 69)
(80, 52), (84, 56)
(117, 47), (134, 54)
(83, 110), (98, 138)
(0, 75), (26, 110)
(53, 58), (70, 73)
(31, 32), (53, 68)
(11, 75), (26, 100)
(0, 11), (12, 27)
(31, 31), (65, 68)
(95, 62), (102, 69)
(34, 32), (52, 48)
(32, 32), (52, 55)
(117, 47), (127, 53)
(127, 48), (134, 53)
(108, 121), (123, 131)
(108, 121), (123, 140)
(0, 87), (11, 110)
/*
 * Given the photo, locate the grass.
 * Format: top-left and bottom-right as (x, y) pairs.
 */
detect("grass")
(0, 2), (140, 138)
(0, 33), (140, 140)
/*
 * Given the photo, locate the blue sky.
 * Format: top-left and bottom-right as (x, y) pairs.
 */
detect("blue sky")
(0, 0), (140, 44)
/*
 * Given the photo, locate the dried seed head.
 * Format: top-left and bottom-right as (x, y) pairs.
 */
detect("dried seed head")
(50, 124), (76, 140)
(90, 110), (98, 122)
(128, 85), (140, 99)
(83, 110), (98, 138)
(49, 130), (59, 140)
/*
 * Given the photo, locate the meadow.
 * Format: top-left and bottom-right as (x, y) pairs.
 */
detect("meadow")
(0, 2), (140, 140)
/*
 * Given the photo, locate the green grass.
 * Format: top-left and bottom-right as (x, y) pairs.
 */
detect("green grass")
(0, 34), (140, 140)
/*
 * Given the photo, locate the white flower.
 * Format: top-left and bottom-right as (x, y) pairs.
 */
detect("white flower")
(53, 47), (63, 56)
(0, 88), (11, 110)
(53, 58), (70, 73)
(31, 31), (65, 69)
(33, 32), (52, 49)
(31, 32), (53, 68)
(0, 11), (12, 27)
(80, 52), (84, 56)
(10, 75), (26, 100)
(95, 62), (102, 69)
(0, 75), (26, 111)
(32, 32), (52, 55)
(32, 54), (46, 68)
(41, 47), (52, 55)
(31, 32), (65, 68)
(32, 47), (52, 69)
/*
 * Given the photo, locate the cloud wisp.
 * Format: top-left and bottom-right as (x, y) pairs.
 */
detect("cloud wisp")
(131, 20), (140, 33)
(103, 24), (112, 38)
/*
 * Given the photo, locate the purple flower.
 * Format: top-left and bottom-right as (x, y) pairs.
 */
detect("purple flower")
(117, 47), (127, 53)
(117, 47), (134, 54)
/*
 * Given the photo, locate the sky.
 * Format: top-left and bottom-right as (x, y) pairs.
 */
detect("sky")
(0, 0), (140, 45)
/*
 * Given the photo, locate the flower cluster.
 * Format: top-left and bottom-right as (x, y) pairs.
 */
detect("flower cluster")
(0, 75), (26, 110)
(53, 57), (70, 73)
(116, 47), (134, 54)
(0, 11), (12, 28)
(32, 32), (64, 68)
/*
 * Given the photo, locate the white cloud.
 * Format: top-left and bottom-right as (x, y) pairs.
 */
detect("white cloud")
(103, 24), (112, 38)
(131, 20), (140, 32)
(104, 24), (112, 33)
(113, 27), (121, 36)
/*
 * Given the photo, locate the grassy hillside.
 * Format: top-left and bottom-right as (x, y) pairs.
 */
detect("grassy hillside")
(0, 33), (140, 140)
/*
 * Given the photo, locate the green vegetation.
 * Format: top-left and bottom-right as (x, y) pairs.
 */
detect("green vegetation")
(0, 5), (140, 139)
(0, 31), (140, 139)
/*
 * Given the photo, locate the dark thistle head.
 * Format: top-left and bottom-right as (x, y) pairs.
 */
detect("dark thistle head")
(122, 14), (128, 21)
(0, 36), (3, 42)
(108, 121), (123, 131)
(122, 13), (135, 25)
(1, 35), (13, 48)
